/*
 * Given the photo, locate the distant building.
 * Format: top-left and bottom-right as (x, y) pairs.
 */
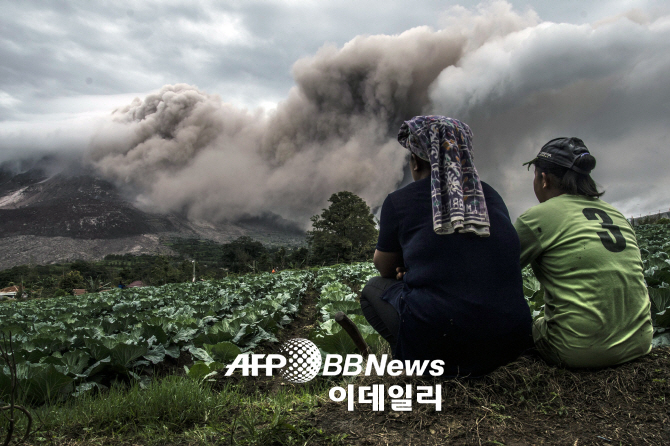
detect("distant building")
(127, 280), (145, 288)
(0, 285), (21, 298)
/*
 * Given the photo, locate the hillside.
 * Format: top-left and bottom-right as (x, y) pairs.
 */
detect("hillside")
(0, 160), (305, 268)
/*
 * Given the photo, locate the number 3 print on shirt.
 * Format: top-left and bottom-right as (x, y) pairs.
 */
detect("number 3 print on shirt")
(582, 208), (627, 253)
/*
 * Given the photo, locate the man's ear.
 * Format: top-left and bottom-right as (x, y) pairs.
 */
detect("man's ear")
(410, 153), (418, 171)
(541, 172), (550, 189)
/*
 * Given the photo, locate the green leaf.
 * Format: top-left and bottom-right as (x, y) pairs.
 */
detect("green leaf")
(81, 357), (111, 378)
(20, 349), (46, 363)
(172, 327), (199, 343)
(185, 361), (223, 380)
(192, 330), (233, 347)
(203, 341), (242, 363)
(243, 328), (278, 351)
(0, 325), (24, 337)
(100, 318), (124, 335)
(530, 288), (545, 305)
(165, 345), (180, 359)
(144, 345), (167, 364)
(62, 350), (91, 376)
(646, 275), (663, 287)
(649, 287), (670, 328)
(73, 381), (106, 397)
(653, 270), (670, 285)
(311, 328), (357, 356)
(648, 257), (670, 270)
(142, 324), (170, 346)
(312, 319), (341, 337)
(39, 355), (67, 373)
(128, 371), (152, 389)
(109, 344), (149, 368)
(84, 339), (112, 361)
(522, 285), (536, 298)
(652, 332), (670, 347)
(320, 301), (362, 321)
(231, 324), (252, 345)
(188, 346), (214, 363)
(23, 364), (73, 404)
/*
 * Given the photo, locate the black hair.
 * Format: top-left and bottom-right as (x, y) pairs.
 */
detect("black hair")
(410, 153), (431, 170)
(533, 154), (604, 198)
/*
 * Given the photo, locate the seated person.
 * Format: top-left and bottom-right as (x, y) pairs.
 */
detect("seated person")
(360, 115), (533, 377)
(514, 137), (652, 368)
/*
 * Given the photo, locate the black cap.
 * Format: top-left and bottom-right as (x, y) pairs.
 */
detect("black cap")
(522, 137), (592, 174)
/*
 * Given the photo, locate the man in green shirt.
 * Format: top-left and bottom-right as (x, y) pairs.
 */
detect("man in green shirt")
(514, 137), (652, 368)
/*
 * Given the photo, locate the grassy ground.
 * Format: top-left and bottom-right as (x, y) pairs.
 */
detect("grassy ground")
(3, 347), (669, 445)
(3, 286), (669, 445)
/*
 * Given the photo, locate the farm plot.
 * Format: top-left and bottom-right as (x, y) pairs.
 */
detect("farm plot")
(308, 263), (385, 356)
(0, 270), (312, 404)
(635, 223), (670, 346)
(2, 223), (669, 406)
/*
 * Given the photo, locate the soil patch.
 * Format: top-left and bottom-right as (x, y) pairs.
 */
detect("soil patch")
(305, 348), (670, 445)
(268, 283), (321, 347)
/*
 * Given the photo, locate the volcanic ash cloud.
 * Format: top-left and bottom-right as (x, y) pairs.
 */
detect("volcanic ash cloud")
(86, 22), (476, 225)
(87, 2), (670, 224)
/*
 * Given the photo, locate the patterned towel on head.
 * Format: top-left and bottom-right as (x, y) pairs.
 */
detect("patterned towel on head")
(398, 115), (490, 236)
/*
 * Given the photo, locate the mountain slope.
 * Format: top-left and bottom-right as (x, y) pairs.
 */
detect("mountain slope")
(0, 162), (305, 267)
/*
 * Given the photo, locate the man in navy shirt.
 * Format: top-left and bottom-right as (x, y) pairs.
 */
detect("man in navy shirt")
(360, 116), (532, 377)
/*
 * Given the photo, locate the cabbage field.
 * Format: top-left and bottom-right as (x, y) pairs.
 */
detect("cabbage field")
(1, 223), (669, 405)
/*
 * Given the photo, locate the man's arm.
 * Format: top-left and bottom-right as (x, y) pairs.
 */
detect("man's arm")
(373, 249), (404, 279)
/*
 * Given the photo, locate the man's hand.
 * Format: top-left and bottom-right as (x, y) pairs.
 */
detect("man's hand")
(395, 266), (407, 280)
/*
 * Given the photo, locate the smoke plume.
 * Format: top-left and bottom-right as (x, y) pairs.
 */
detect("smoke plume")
(87, 2), (670, 224)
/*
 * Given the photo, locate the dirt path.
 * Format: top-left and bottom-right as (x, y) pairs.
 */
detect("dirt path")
(215, 283), (322, 395)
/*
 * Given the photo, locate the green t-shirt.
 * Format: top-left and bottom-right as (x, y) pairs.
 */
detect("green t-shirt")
(514, 194), (652, 368)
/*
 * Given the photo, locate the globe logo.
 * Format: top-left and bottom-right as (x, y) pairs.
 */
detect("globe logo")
(279, 338), (322, 383)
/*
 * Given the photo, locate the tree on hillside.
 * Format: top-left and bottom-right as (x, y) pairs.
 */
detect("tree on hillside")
(221, 236), (271, 273)
(307, 191), (378, 265)
(287, 247), (310, 268)
(59, 271), (86, 292)
(70, 259), (107, 280)
(149, 256), (182, 285)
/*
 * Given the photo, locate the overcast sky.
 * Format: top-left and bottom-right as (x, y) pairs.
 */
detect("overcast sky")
(1, 0), (669, 225)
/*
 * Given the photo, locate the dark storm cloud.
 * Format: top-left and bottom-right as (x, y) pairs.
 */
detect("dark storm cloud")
(428, 11), (670, 217)
(0, 0), (546, 117)
(0, 1), (259, 110)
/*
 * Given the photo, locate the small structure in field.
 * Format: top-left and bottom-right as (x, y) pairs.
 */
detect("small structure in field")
(0, 285), (21, 299)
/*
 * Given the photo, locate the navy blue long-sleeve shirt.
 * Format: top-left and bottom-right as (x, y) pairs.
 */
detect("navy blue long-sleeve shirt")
(376, 178), (532, 376)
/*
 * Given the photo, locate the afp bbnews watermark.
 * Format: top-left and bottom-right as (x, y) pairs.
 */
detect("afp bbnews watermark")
(224, 338), (443, 412)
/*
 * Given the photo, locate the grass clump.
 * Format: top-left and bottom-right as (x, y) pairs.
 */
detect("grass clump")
(6, 374), (340, 445)
(20, 376), (235, 444)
